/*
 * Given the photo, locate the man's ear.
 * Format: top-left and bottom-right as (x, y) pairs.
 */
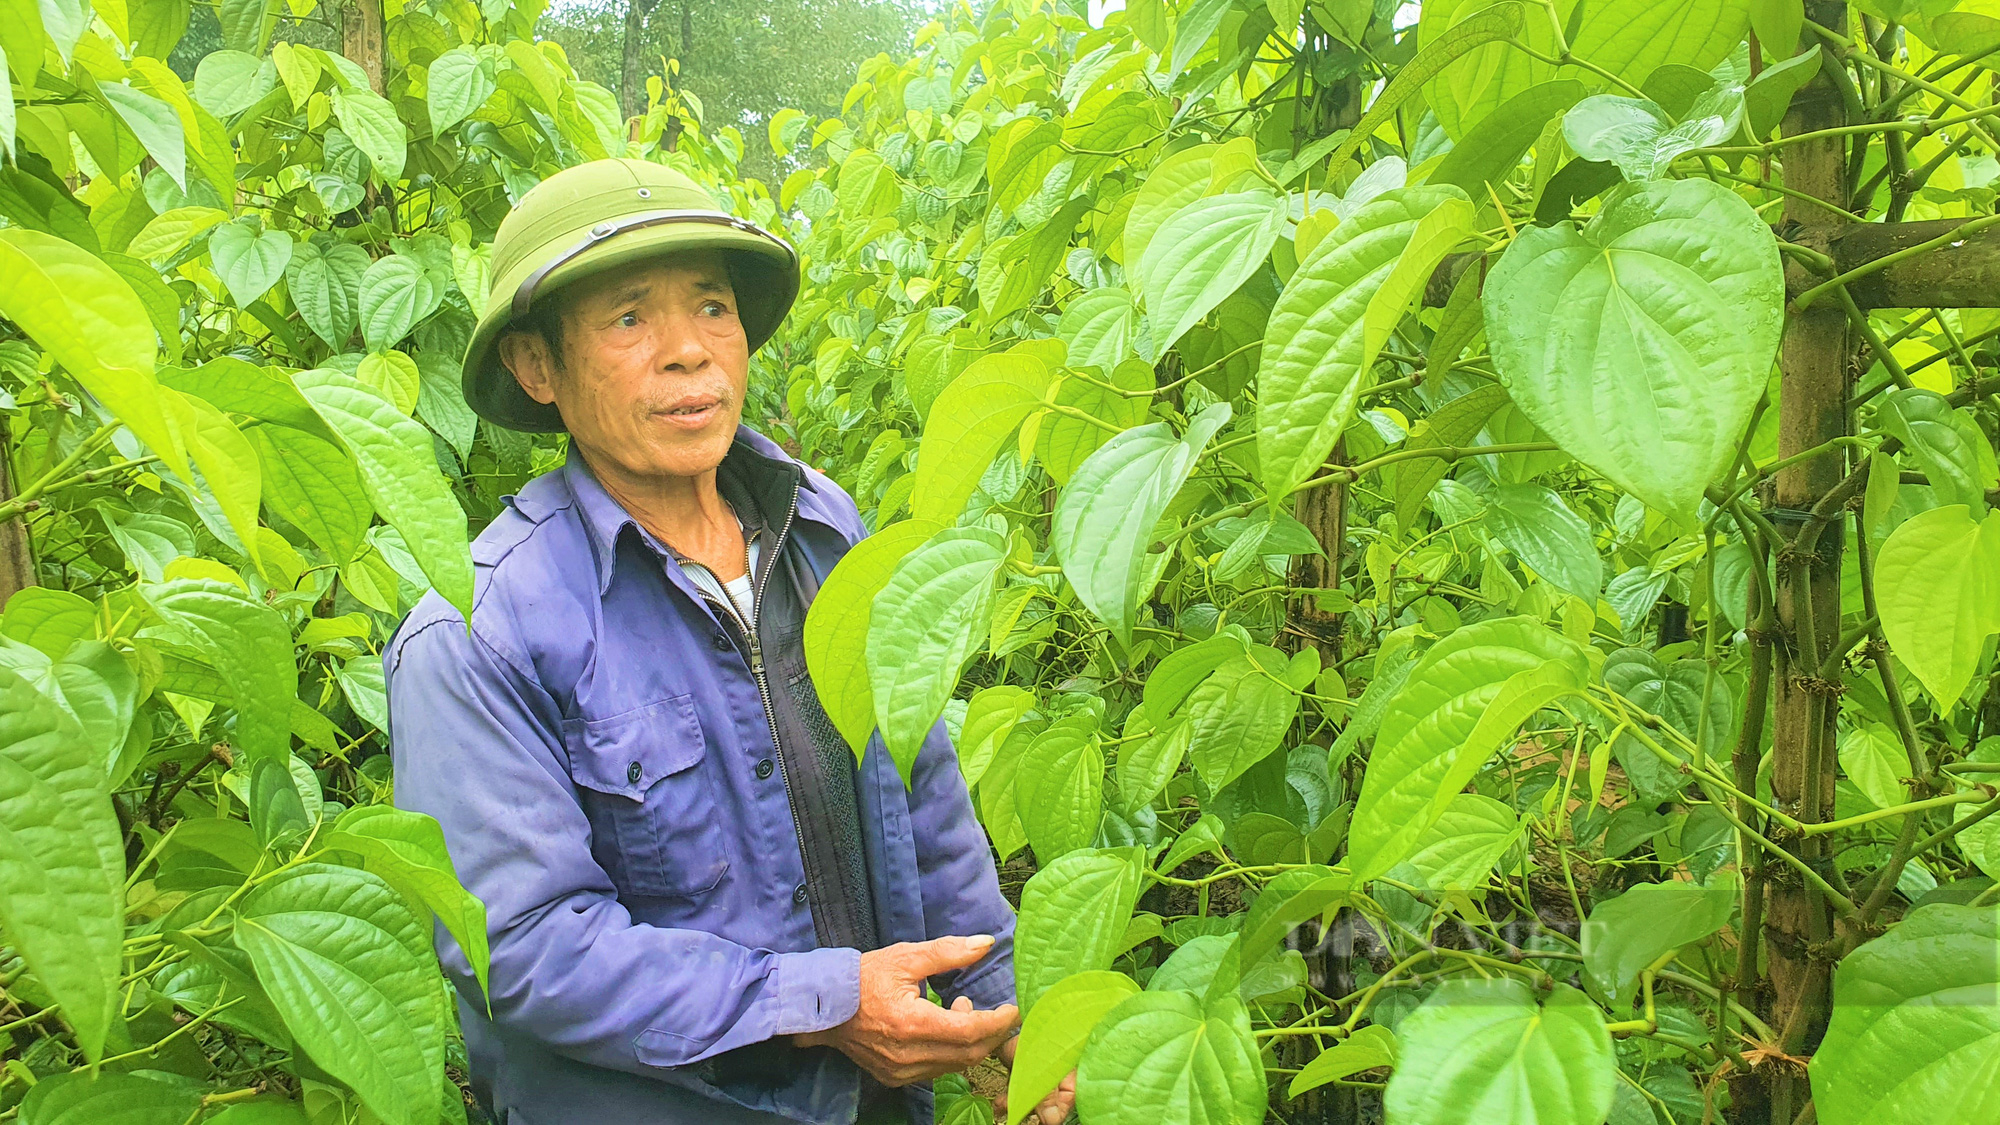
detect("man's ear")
(497, 331), (559, 406)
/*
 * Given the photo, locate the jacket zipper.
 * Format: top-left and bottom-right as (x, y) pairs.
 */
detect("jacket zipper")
(733, 475), (809, 917)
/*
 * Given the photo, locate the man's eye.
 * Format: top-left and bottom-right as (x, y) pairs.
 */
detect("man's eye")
(702, 301), (728, 317)
(618, 313), (639, 328)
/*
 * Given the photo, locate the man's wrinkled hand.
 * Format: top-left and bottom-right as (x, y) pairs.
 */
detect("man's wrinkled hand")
(793, 935), (1020, 1087)
(994, 1034), (1074, 1125)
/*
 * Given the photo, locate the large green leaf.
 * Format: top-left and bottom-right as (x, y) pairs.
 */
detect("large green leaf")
(15, 1071), (201, 1125)
(1057, 287), (1139, 372)
(1812, 904), (2000, 1125)
(867, 526), (1006, 782)
(1875, 389), (1996, 515)
(99, 83), (187, 190)
(1563, 94), (1740, 181)
(358, 254), (438, 352)
(0, 588), (96, 660)
(1404, 793), (1522, 891)
(325, 804), (490, 1000)
(1420, 0), (1565, 140)
(426, 47), (495, 135)
(0, 638), (137, 781)
(332, 87), (407, 181)
(1874, 505), (2000, 709)
(1568, 0), (1750, 91)
(1238, 865), (1352, 971)
(1289, 1024), (1398, 1097)
(1347, 617), (1588, 880)
(1184, 647), (1300, 794)
(1600, 647), (1732, 799)
(1483, 177), (1783, 517)
(1258, 188), (1471, 500)
(1483, 483), (1602, 599)
(1430, 80), (1587, 194)
(1123, 143), (1216, 271)
(1020, 715), (1104, 861)
(956, 684), (1034, 789)
(286, 238), (368, 349)
(1384, 979), (1614, 1125)
(1014, 847), (1144, 1014)
(162, 356), (334, 440)
(295, 369), (473, 620)
(234, 863), (445, 1125)
(209, 218), (294, 306)
(0, 229), (188, 480)
(1035, 358), (1152, 485)
(1075, 990), (1266, 1125)
(804, 519), (941, 754)
(910, 352), (1050, 523)
(1007, 970), (1140, 1125)
(249, 424), (374, 563)
(143, 578), (295, 762)
(1054, 404), (1232, 644)
(1136, 190), (1286, 358)
(1583, 876), (1736, 1004)
(167, 387), (265, 572)
(0, 668), (123, 1061)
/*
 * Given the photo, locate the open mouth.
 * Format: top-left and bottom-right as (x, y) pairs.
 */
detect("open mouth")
(655, 396), (724, 427)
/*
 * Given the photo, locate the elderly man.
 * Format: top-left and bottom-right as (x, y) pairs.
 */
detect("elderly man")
(385, 159), (1071, 1125)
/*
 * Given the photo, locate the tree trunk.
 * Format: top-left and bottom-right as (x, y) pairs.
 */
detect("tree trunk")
(341, 0), (386, 96)
(1766, 4), (1852, 1119)
(619, 0), (659, 122)
(0, 419), (37, 606)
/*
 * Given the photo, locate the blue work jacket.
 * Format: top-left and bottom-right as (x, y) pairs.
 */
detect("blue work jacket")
(383, 428), (1016, 1125)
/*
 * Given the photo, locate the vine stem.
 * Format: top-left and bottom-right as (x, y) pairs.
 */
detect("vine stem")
(1793, 212), (2000, 310)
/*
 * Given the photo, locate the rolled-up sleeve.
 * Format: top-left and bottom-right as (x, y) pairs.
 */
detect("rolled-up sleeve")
(384, 612), (860, 1076)
(906, 720), (1018, 1012)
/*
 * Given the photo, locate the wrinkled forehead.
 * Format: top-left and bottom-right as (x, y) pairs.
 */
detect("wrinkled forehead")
(564, 249), (736, 311)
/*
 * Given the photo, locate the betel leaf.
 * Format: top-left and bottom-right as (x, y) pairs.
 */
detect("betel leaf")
(1054, 404), (1231, 644)
(867, 526), (1007, 783)
(332, 87), (407, 181)
(1328, 0), (1528, 168)
(142, 578), (295, 763)
(166, 388), (265, 572)
(1600, 647), (1732, 799)
(1347, 617), (1588, 880)
(0, 668), (123, 1062)
(1420, 0), (1562, 140)
(1258, 188), (1472, 501)
(1393, 384), (1509, 533)
(426, 47), (495, 135)
(1123, 143), (1216, 272)
(1238, 864), (1351, 971)
(1483, 177), (1783, 517)
(1035, 358), (1152, 485)
(286, 238), (369, 349)
(1014, 846), (1144, 1014)
(1405, 793), (1522, 890)
(1582, 875), (1737, 1004)
(804, 519), (940, 754)
(294, 369), (473, 621)
(1483, 483), (1602, 599)
(99, 83), (187, 190)
(1562, 94), (1740, 181)
(1006, 970), (1140, 1125)
(358, 254), (439, 352)
(1430, 80), (1587, 194)
(1289, 1024), (1398, 1097)
(1184, 647), (1300, 794)
(0, 638), (137, 781)
(14, 1070), (202, 1125)
(1568, 0), (1749, 92)
(1116, 715), (1191, 816)
(1020, 715), (1104, 861)
(1811, 904), (2000, 1125)
(0, 587), (97, 660)
(1874, 388), (1996, 515)
(1057, 287), (1139, 372)
(0, 229), (189, 480)
(1874, 505), (2000, 710)
(161, 356), (334, 440)
(1385, 979), (1614, 1125)
(1136, 190), (1287, 359)
(1840, 723), (1910, 812)
(235, 864), (445, 1125)
(956, 684), (1034, 789)
(911, 351), (1050, 523)
(209, 219), (293, 306)
(249, 424), (374, 564)
(1075, 989), (1265, 1125)
(1744, 48), (1820, 139)
(324, 804), (490, 1001)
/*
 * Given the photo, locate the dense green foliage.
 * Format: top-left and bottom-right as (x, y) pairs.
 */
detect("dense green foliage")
(4, 0), (2000, 1123)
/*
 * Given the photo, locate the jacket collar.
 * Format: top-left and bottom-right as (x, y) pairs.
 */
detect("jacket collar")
(557, 425), (819, 596)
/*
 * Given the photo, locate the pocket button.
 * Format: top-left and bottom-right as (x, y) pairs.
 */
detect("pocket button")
(627, 760), (643, 784)
(792, 883), (808, 905)
(756, 758), (775, 780)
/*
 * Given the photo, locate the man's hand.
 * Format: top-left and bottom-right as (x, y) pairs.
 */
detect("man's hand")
(793, 935), (1019, 1087)
(994, 1035), (1075, 1125)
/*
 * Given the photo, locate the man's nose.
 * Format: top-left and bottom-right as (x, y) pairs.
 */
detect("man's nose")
(654, 311), (714, 371)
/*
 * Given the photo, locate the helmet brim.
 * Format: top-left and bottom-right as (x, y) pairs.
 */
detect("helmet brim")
(461, 221), (799, 433)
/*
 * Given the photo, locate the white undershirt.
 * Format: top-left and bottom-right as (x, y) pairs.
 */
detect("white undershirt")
(721, 572), (756, 631)
(679, 512), (761, 633)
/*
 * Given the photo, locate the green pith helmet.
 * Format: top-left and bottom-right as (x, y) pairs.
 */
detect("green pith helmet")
(461, 158), (800, 432)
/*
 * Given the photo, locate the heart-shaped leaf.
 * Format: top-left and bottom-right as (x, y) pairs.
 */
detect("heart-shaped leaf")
(1483, 177), (1783, 516)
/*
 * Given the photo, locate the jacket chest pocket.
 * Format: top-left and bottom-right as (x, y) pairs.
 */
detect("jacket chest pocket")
(564, 694), (729, 899)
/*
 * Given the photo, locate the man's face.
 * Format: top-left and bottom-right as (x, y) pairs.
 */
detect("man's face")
(498, 250), (749, 483)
